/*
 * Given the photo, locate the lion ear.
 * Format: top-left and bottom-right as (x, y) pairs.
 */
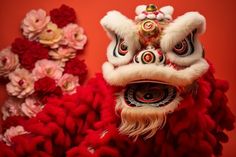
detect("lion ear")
(160, 6), (174, 16)
(161, 12), (206, 52)
(100, 11), (140, 66)
(100, 10), (139, 48)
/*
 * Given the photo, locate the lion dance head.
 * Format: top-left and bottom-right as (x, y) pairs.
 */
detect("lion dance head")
(101, 3), (235, 144)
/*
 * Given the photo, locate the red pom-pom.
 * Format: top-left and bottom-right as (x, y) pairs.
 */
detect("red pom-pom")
(0, 141), (16, 157)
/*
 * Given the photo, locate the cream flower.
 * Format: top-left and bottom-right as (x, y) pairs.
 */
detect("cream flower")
(58, 73), (79, 94)
(1, 125), (29, 146)
(49, 47), (76, 62)
(39, 22), (63, 48)
(21, 9), (50, 40)
(21, 98), (43, 118)
(6, 68), (34, 98)
(0, 48), (19, 77)
(62, 24), (87, 50)
(1, 97), (23, 120)
(32, 59), (63, 81)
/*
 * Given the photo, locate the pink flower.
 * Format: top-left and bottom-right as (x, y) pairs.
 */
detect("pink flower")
(1, 97), (23, 120)
(1, 125), (29, 146)
(0, 48), (19, 77)
(21, 9), (50, 40)
(62, 24), (87, 50)
(58, 73), (79, 94)
(6, 68), (35, 98)
(21, 98), (43, 118)
(32, 59), (63, 81)
(49, 47), (76, 62)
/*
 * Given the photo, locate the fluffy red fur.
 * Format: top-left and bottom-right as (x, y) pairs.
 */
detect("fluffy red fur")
(0, 65), (235, 157)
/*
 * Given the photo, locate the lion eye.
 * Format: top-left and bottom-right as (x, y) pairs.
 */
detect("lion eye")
(113, 35), (129, 57)
(173, 40), (188, 56)
(118, 40), (128, 56)
(172, 32), (195, 57)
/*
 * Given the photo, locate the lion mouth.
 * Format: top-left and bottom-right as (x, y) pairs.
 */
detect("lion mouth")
(124, 81), (178, 107)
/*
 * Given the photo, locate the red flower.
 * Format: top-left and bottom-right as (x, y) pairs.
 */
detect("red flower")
(50, 4), (76, 28)
(64, 57), (87, 83)
(11, 38), (49, 70)
(34, 77), (62, 103)
(20, 52), (35, 70)
(35, 77), (56, 93)
(11, 38), (32, 55)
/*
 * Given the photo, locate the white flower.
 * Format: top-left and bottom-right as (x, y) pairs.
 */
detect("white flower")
(0, 48), (19, 77)
(21, 9), (50, 40)
(6, 68), (34, 98)
(21, 98), (43, 118)
(1, 97), (23, 120)
(58, 73), (79, 94)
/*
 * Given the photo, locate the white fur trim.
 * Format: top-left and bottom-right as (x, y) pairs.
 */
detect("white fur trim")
(160, 12), (206, 52)
(100, 11), (140, 66)
(102, 59), (209, 87)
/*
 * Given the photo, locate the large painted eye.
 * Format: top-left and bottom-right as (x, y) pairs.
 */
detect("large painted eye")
(173, 39), (188, 55)
(113, 35), (129, 57)
(173, 32), (194, 57)
(118, 40), (128, 56)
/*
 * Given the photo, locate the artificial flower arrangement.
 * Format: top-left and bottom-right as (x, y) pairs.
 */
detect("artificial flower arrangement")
(0, 4), (87, 145)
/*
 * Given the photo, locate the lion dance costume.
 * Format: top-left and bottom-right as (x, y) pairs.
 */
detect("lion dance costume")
(0, 3), (235, 157)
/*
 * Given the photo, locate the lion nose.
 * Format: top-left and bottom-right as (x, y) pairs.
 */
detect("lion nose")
(133, 48), (165, 64)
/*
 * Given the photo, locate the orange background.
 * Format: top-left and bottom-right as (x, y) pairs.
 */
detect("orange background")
(0, 0), (235, 156)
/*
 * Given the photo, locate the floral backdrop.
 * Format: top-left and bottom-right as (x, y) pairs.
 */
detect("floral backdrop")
(0, 4), (88, 145)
